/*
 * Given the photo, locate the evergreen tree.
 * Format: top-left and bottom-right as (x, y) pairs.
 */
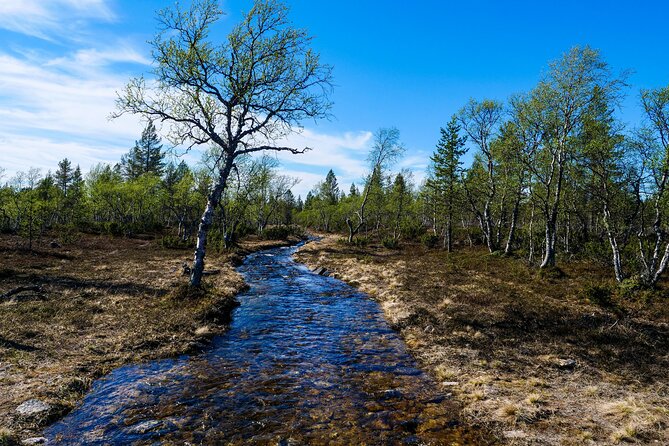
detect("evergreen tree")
(320, 169), (340, 205)
(429, 116), (467, 251)
(349, 183), (359, 197)
(121, 121), (165, 179)
(55, 158), (74, 195)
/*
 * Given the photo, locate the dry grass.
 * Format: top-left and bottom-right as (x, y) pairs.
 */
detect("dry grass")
(296, 234), (669, 445)
(0, 233), (297, 441)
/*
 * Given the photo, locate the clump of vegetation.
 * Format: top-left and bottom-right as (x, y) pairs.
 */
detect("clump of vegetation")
(538, 266), (566, 281)
(160, 235), (193, 250)
(382, 237), (400, 249)
(260, 225), (304, 241)
(0, 429), (19, 446)
(421, 234), (440, 249)
(581, 282), (614, 307)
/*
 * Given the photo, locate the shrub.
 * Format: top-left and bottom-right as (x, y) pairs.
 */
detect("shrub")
(617, 276), (642, 298)
(351, 236), (369, 247)
(160, 235), (193, 250)
(260, 225), (305, 240)
(54, 224), (80, 245)
(382, 237), (400, 249)
(538, 266), (566, 280)
(581, 283), (614, 307)
(421, 233), (440, 249)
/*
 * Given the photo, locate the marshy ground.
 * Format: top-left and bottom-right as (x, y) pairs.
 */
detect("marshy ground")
(0, 233), (296, 442)
(296, 234), (669, 445)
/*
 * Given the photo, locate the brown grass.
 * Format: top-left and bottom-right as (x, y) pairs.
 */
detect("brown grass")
(296, 234), (669, 445)
(0, 233), (297, 441)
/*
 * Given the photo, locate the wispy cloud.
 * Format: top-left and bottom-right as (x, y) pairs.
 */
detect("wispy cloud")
(0, 51), (146, 144)
(0, 0), (115, 41)
(0, 0), (413, 197)
(272, 128), (374, 197)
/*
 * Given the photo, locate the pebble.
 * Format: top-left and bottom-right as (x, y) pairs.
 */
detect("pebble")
(16, 399), (52, 417)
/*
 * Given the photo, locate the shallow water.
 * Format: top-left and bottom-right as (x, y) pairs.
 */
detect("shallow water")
(45, 243), (481, 445)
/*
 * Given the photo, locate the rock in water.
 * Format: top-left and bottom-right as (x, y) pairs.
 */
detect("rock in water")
(126, 420), (163, 434)
(312, 266), (329, 276)
(22, 438), (48, 445)
(16, 399), (52, 418)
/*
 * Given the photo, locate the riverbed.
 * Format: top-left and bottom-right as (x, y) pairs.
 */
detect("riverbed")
(45, 243), (481, 444)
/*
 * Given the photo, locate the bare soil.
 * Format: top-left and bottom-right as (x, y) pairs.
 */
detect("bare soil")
(296, 234), (669, 445)
(0, 233), (298, 443)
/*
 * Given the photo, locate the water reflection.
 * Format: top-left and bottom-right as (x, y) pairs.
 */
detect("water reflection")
(45, 244), (484, 445)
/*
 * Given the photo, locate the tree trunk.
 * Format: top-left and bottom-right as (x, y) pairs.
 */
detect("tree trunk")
(445, 213), (452, 252)
(528, 201), (535, 264)
(540, 220), (557, 268)
(190, 157), (234, 287)
(504, 191), (522, 255)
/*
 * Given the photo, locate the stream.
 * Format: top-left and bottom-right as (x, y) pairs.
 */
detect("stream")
(44, 243), (481, 445)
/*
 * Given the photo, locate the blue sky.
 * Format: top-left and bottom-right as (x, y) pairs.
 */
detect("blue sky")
(0, 0), (668, 197)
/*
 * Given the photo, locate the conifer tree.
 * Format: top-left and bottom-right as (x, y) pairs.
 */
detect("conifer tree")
(55, 158), (74, 195)
(429, 116), (467, 251)
(121, 121), (165, 180)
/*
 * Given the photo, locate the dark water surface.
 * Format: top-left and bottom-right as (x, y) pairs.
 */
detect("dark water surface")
(45, 243), (481, 445)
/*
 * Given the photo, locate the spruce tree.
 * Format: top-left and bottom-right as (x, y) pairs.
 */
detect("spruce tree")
(121, 121), (165, 179)
(430, 116), (467, 251)
(55, 158), (73, 195)
(320, 169), (340, 205)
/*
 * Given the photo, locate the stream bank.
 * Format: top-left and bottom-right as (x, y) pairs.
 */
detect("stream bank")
(295, 234), (669, 445)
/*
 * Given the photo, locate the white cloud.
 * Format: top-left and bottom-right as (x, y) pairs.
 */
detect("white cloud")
(276, 128), (372, 174)
(0, 51), (145, 144)
(267, 128), (373, 197)
(0, 135), (127, 177)
(0, 0), (115, 40)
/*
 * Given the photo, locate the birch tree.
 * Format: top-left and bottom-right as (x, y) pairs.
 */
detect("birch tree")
(635, 85), (669, 286)
(112, 0), (333, 286)
(346, 127), (404, 243)
(458, 99), (503, 252)
(517, 46), (625, 268)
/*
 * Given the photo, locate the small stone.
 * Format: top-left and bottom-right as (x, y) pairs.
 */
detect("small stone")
(441, 381), (459, 386)
(382, 389), (402, 399)
(22, 438), (48, 445)
(49, 241), (61, 249)
(504, 430), (527, 439)
(312, 266), (329, 276)
(556, 358), (577, 369)
(16, 399), (52, 418)
(126, 420), (163, 434)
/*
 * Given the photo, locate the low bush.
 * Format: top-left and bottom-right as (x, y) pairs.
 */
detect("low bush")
(581, 282), (614, 307)
(260, 225), (305, 240)
(421, 233), (440, 249)
(160, 235), (193, 250)
(382, 237), (400, 249)
(538, 266), (566, 281)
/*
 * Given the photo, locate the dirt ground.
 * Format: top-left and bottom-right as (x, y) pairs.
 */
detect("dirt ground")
(296, 234), (669, 445)
(0, 233), (297, 443)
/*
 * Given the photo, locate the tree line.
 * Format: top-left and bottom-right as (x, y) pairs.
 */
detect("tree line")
(0, 121), (300, 252)
(298, 47), (669, 288)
